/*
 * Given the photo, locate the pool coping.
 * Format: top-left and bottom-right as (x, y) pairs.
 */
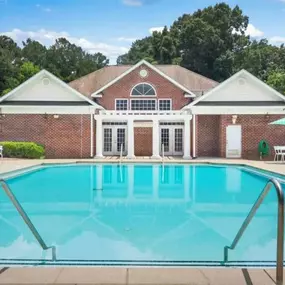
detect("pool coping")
(1, 158), (285, 181)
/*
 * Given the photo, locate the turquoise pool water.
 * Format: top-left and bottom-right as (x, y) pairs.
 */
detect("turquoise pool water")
(0, 164), (283, 266)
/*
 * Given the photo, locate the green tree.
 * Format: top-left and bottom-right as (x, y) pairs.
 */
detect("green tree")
(19, 62), (40, 83)
(22, 38), (47, 67)
(267, 70), (285, 94)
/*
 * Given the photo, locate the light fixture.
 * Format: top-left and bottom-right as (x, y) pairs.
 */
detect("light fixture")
(232, 115), (238, 124)
(53, 114), (59, 119)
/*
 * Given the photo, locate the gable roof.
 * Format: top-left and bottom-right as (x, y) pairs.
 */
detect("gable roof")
(68, 60), (218, 98)
(0, 69), (102, 108)
(186, 69), (285, 107)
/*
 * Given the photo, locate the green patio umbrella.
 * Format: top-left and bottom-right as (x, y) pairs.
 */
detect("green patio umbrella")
(270, 117), (285, 125)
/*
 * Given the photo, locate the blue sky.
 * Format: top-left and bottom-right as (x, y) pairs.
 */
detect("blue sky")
(1, 0), (285, 63)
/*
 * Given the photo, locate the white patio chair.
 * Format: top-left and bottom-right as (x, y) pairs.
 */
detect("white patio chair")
(280, 146), (285, 162)
(274, 146), (285, 161)
(0, 146), (3, 158)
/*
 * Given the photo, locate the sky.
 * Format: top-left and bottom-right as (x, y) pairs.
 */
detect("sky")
(1, 0), (285, 64)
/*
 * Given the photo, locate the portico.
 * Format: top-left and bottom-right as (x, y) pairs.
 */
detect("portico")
(94, 110), (192, 159)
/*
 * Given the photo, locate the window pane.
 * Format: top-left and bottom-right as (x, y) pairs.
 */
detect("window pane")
(159, 100), (171, 110)
(131, 99), (156, 110)
(116, 99), (128, 110)
(131, 83), (155, 96)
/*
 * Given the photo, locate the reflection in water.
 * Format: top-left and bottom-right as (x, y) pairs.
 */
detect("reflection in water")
(0, 164), (280, 263)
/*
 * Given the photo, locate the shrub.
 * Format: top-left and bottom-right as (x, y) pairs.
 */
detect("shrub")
(0, 142), (45, 159)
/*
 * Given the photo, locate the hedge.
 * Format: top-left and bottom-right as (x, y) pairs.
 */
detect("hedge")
(0, 142), (45, 159)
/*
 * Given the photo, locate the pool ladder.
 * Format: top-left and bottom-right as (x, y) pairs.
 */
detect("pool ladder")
(0, 179), (56, 261)
(223, 179), (284, 285)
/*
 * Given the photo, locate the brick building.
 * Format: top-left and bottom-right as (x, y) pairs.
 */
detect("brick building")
(0, 60), (285, 159)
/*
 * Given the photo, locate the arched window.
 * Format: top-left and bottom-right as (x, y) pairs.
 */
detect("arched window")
(131, 83), (156, 96)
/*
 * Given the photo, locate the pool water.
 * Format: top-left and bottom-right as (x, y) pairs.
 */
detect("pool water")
(0, 164), (283, 266)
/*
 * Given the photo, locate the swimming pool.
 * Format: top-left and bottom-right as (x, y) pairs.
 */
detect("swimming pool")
(0, 163), (283, 266)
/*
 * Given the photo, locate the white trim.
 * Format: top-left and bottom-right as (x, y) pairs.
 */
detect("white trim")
(91, 60), (196, 97)
(158, 98), (172, 111)
(130, 82), (157, 97)
(130, 98), (157, 111)
(191, 105), (285, 115)
(186, 69), (285, 108)
(0, 105), (96, 114)
(0, 69), (102, 109)
(93, 94), (103, 98)
(115, 98), (129, 110)
(192, 115), (196, 158)
(90, 113), (94, 157)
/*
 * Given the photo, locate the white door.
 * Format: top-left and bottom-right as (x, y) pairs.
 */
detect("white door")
(103, 126), (127, 155)
(160, 126), (183, 156)
(226, 125), (242, 158)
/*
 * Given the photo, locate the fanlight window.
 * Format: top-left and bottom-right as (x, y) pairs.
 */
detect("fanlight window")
(131, 83), (156, 96)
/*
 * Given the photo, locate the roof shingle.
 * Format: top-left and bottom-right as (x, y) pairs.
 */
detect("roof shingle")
(68, 64), (219, 98)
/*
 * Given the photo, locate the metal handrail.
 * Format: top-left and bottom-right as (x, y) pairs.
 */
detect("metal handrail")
(0, 179), (56, 261)
(224, 179), (284, 285)
(162, 144), (165, 163)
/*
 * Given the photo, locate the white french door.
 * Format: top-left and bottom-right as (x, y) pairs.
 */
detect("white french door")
(160, 125), (184, 156)
(103, 125), (127, 156)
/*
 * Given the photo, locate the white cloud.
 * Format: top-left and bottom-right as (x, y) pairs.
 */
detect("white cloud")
(269, 36), (285, 45)
(245, 23), (264, 37)
(117, 37), (136, 42)
(36, 4), (52, 13)
(149, 26), (164, 34)
(1, 29), (129, 62)
(122, 0), (142, 6)
(233, 23), (264, 38)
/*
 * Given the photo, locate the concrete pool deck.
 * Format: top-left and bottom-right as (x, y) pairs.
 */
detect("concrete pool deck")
(0, 267), (280, 284)
(0, 157), (284, 284)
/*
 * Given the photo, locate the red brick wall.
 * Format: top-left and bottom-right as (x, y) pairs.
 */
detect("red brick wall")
(219, 115), (285, 160)
(197, 115), (221, 157)
(195, 114), (285, 159)
(96, 64), (191, 110)
(0, 114), (94, 158)
(134, 127), (152, 156)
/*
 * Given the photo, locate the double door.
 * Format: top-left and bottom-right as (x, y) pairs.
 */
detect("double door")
(103, 125), (127, 156)
(160, 125), (184, 156)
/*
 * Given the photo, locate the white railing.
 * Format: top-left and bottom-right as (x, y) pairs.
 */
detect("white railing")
(99, 110), (189, 116)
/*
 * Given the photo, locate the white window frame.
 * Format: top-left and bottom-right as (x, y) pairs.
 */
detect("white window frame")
(130, 82), (157, 97)
(130, 98), (157, 111)
(115, 98), (129, 110)
(158, 98), (172, 111)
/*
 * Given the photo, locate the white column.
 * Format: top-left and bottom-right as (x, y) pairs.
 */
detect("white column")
(127, 119), (135, 158)
(90, 114), (94, 157)
(183, 119), (192, 159)
(192, 115), (196, 158)
(151, 119), (161, 159)
(95, 117), (103, 158)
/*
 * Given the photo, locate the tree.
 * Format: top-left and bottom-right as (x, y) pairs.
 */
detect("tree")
(118, 3), (250, 81)
(18, 62), (40, 83)
(22, 39), (47, 67)
(267, 70), (285, 94)
(0, 36), (109, 95)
